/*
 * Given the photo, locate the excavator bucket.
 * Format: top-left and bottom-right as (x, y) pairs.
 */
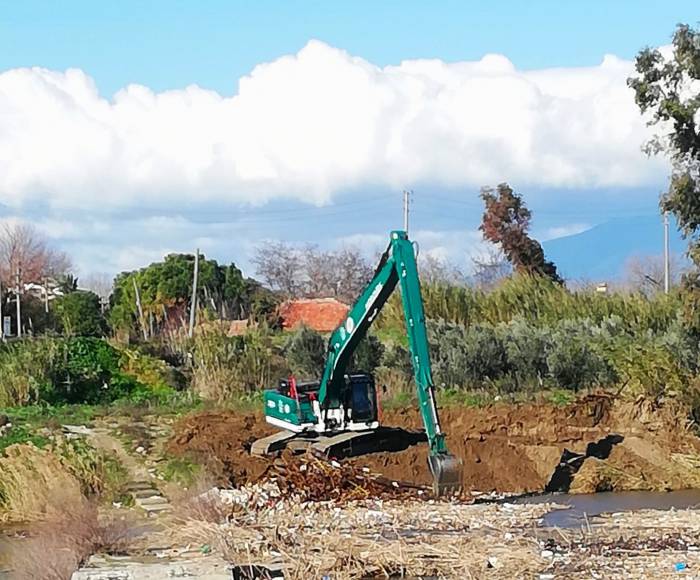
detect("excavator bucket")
(428, 453), (463, 496)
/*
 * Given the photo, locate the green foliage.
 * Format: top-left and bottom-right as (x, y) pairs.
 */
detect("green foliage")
(629, 24), (700, 339)
(378, 274), (680, 333)
(546, 324), (616, 391)
(419, 315), (694, 396)
(381, 343), (413, 378)
(109, 253), (277, 338)
(55, 290), (106, 337)
(429, 321), (509, 389)
(161, 457), (201, 487)
(628, 24), (700, 257)
(44, 338), (139, 404)
(0, 338), (179, 407)
(284, 325), (325, 378)
(501, 319), (550, 388)
(349, 333), (385, 374)
(0, 426), (50, 455)
(190, 326), (284, 400)
(0, 339), (62, 406)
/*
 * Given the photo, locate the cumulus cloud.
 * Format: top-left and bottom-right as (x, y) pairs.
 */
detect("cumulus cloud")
(0, 41), (666, 211)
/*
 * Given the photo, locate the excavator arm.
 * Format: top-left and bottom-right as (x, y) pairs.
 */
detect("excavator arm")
(317, 230), (461, 493)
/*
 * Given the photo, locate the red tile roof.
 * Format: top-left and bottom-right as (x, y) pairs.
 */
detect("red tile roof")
(279, 298), (349, 333)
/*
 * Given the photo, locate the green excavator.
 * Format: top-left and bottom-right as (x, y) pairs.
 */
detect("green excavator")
(251, 230), (462, 495)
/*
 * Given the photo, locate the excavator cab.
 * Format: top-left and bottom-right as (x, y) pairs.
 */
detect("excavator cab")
(343, 373), (378, 424)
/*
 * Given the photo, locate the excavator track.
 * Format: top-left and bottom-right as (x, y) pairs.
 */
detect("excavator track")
(251, 427), (426, 460)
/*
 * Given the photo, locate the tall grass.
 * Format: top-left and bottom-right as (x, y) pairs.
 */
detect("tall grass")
(0, 338), (62, 406)
(185, 325), (287, 401)
(378, 275), (680, 333)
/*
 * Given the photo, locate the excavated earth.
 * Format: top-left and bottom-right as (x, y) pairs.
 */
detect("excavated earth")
(167, 394), (700, 494)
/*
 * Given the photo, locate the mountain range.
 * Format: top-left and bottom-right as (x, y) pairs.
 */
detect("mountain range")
(542, 215), (687, 281)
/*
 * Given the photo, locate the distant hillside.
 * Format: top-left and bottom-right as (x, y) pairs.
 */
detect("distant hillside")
(542, 215), (687, 281)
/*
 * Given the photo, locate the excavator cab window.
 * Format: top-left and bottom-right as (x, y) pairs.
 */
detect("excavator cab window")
(348, 374), (377, 423)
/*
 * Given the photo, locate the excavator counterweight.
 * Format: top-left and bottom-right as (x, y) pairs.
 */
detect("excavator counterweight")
(254, 230), (462, 496)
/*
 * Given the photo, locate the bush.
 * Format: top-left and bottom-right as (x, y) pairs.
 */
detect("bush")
(428, 321), (508, 389)
(500, 319), (550, 389)
(192, 327), (284, 400)
(0, 337), (174, 406)
(0, 339), (62, 406)
(54, 291), (106, 337)
(546, 325), (616, 391)
(284, 326), (325, 378)
(349, 333), (385, 374)
(47, 338), (141, 404)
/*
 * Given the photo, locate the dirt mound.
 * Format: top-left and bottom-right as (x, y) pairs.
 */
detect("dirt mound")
(167, 395), (700, 494)
(167, 410), (274, 486)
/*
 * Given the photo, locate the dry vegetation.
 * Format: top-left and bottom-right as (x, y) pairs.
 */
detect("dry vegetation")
(8, 498), (134, 580)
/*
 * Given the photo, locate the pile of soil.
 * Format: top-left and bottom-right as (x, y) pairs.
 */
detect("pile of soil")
(167, 394), (700, 494)
(167, 410), (274, 486)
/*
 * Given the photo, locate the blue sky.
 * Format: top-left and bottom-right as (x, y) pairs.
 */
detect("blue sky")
(0, 2), (696, 278)
(2, 0), (696, 96)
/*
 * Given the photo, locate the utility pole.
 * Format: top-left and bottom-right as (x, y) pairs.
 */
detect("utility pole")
(403, 190), (411, 235)
(0, 279), (4, 340)
(15, 267), (21, 338)
(43, 277), (49, 314)
(664, 210), (670, 295)
(132, 278), (148, 341)
(188, 249), (200, 339)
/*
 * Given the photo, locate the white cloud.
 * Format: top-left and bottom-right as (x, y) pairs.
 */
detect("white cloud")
(540, 223), (591, 241)
(0, 41), (666, 212)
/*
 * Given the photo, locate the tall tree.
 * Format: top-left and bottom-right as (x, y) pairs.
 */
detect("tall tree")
(479, 183), (562, 283)
(628, 24), (700, 262)
(628, 24), (700, 329)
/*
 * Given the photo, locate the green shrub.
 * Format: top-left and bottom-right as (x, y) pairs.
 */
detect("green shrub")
(0, 339), (61, 406)
(192, 327), (284, 400)
(54, 291), (106, 337)
(546, 325), (616, 390)
(284, 326), (325, 378)
(428, 321), (508, 388)
(381, 343), (414, 378)
(349, 333), (385, 374)
(44, 338), (141, 404)
(500, 319), (550, 389)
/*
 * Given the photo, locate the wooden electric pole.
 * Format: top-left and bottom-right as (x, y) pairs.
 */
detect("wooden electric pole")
(663, 211), (670, 294)
(188, 249), (200, 338)
(403, 190), (410, 234)
(15, 267), (21, 338)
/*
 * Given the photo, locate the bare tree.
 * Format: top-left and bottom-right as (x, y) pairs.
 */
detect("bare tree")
(81, 272), (113, 301)
(304, 245), (338, 298)
(332, 247), (373, 302)
(252, 241), (371, 302)
(0, 222), (71, 286)
(471, 248), (511, 290)
(252, 241), (305, 298)
(623, 254), (684, 296)
(419, 254), (467, 285)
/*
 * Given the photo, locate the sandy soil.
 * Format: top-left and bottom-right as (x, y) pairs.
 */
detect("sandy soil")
(167, 394), (700, 494)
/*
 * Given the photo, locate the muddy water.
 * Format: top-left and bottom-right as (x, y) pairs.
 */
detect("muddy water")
(520, 489), (700, 528)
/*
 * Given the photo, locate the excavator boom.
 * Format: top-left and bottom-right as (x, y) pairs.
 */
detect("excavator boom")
(259, 230), (462, 495)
